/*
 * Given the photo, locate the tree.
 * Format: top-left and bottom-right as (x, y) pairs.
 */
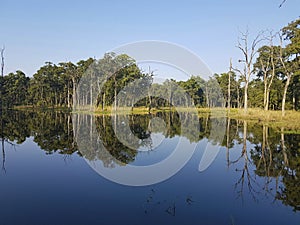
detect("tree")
(94, 53), (139, 110)
(280, 18), (300, 116)
(248, 79), (264, 108)
(29, 62), (60, 107)
(254, 33), (280, 111)
(0, 47), (4, 171)
(0, 47), (4, 108)
(228, 59), (232, 110)
(163, 79), (177, 108)
(61, 61), (79, 107)
(214, 71), (239, 108)
(2, 71), (29, 107)
(0, 47), (3, 80)
(178, 76), (205, 107)
(289, 73), (300, 110)
(235, 30), (264, 112)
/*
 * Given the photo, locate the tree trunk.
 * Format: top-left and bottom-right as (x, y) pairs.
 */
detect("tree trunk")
(72, 77), (76, 109)
(265, 90), (270, 111)
(237, 85), (240, 108)
(226, 117), (230, 168)
(281, 127), (289, 166)
(131, 98), (134, 112)
(205, 85), (210, 108)
(0, 48), (4, 114)
(90, 80), (93, 110)
(102, 92), (106, 110)
(282, 75), (291, 117)
(148, 95), (152, 113)
(265, 46), (276, 111)
(228, 59), (232, 110)
(67, 82), (70, 108)
(55, 92), (57, 107)
(264, 80), (268, 111)
(114, 75), (117, 111)
(292, 91), (295, 111)
(244, 82), (248, 112)
(243, 121), (247, 157)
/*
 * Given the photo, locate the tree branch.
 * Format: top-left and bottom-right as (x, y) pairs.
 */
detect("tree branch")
(279, 0), (287, 8)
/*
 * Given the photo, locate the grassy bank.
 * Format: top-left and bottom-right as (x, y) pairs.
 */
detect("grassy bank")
(228, 108), (299, 123)
(13, 105), (71, 112)
(226, 108), (300, 131)
(92, 107), (300, 129)
(12, 105), (300, 129)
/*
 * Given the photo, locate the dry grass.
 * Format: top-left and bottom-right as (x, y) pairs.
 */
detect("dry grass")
(227, 108), (300, 129)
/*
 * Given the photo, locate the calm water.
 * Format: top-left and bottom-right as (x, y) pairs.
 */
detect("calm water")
(0, 110), (300, 225)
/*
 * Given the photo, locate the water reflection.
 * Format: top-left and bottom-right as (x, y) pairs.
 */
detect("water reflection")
(0, 110), (300, 213)
(73, 111), (204, 167)
(1, 110), (78, 154)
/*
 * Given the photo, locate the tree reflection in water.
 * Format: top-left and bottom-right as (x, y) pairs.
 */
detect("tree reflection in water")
(224, 118), (300, 212)
(1, 110), (300, 212)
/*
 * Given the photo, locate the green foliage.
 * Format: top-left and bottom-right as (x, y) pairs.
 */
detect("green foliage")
(1, 18), (300, 111)
(1, 70), (29, 108)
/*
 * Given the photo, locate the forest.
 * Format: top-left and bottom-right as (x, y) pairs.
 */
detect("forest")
(0, 18), (299, 116)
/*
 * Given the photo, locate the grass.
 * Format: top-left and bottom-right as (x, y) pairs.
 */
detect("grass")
(227, 108), (300, 130)
(92, 107), (300, 129)
(12, 105), (300, 129)
(13, 105), (71, 112)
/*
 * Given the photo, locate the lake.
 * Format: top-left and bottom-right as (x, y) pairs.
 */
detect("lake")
(0, 110), (300, 225)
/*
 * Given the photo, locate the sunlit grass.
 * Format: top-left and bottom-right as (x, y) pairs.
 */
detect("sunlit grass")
(227, 108), (300, 129)
(13, 105), (300, 129)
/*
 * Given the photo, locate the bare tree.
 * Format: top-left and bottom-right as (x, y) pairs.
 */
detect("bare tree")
(0, 47), (4, 79)
(229, 121), (259, 201)
(235, 30), (264, 112)
(257, 32), (278, 111)
(228, 58), (232, 110)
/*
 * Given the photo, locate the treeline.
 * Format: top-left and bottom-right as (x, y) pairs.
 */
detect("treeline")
(0, 59), (94, 108)
(0, 19), (299, 112)
(0, 53), (218, 109)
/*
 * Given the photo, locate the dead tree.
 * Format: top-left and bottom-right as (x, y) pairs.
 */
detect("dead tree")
(235, 30), (264, 113)
(228, 58), (232, 110)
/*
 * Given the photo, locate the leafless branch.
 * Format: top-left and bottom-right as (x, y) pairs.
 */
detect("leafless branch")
(1, 47), (4, 78)
(279, 0), (287, 8)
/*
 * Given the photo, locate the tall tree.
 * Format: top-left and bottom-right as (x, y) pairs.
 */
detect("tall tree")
(280, 18), (300, 116)
(3, 71), (29, 107)
(235, 30), (264, 112)
(254, 33), (280, 111)
(214, 72), (238, 108)
(228, 59), (232, 110)
(0, 47), (5, 172)
(0, 47), (4, 109)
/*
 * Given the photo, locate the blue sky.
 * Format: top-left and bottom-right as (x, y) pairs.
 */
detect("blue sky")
(1, 0), (299, 76)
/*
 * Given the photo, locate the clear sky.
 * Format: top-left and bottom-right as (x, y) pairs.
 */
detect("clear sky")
(1, 0), (299, 76)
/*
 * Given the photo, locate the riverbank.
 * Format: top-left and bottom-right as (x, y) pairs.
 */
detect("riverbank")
(94, 107), (300, 130)
(227, 108), (300, 129)
(12, 105), (300, 128)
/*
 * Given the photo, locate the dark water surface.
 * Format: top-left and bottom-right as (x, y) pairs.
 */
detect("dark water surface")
(0, 110), (300, 225)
